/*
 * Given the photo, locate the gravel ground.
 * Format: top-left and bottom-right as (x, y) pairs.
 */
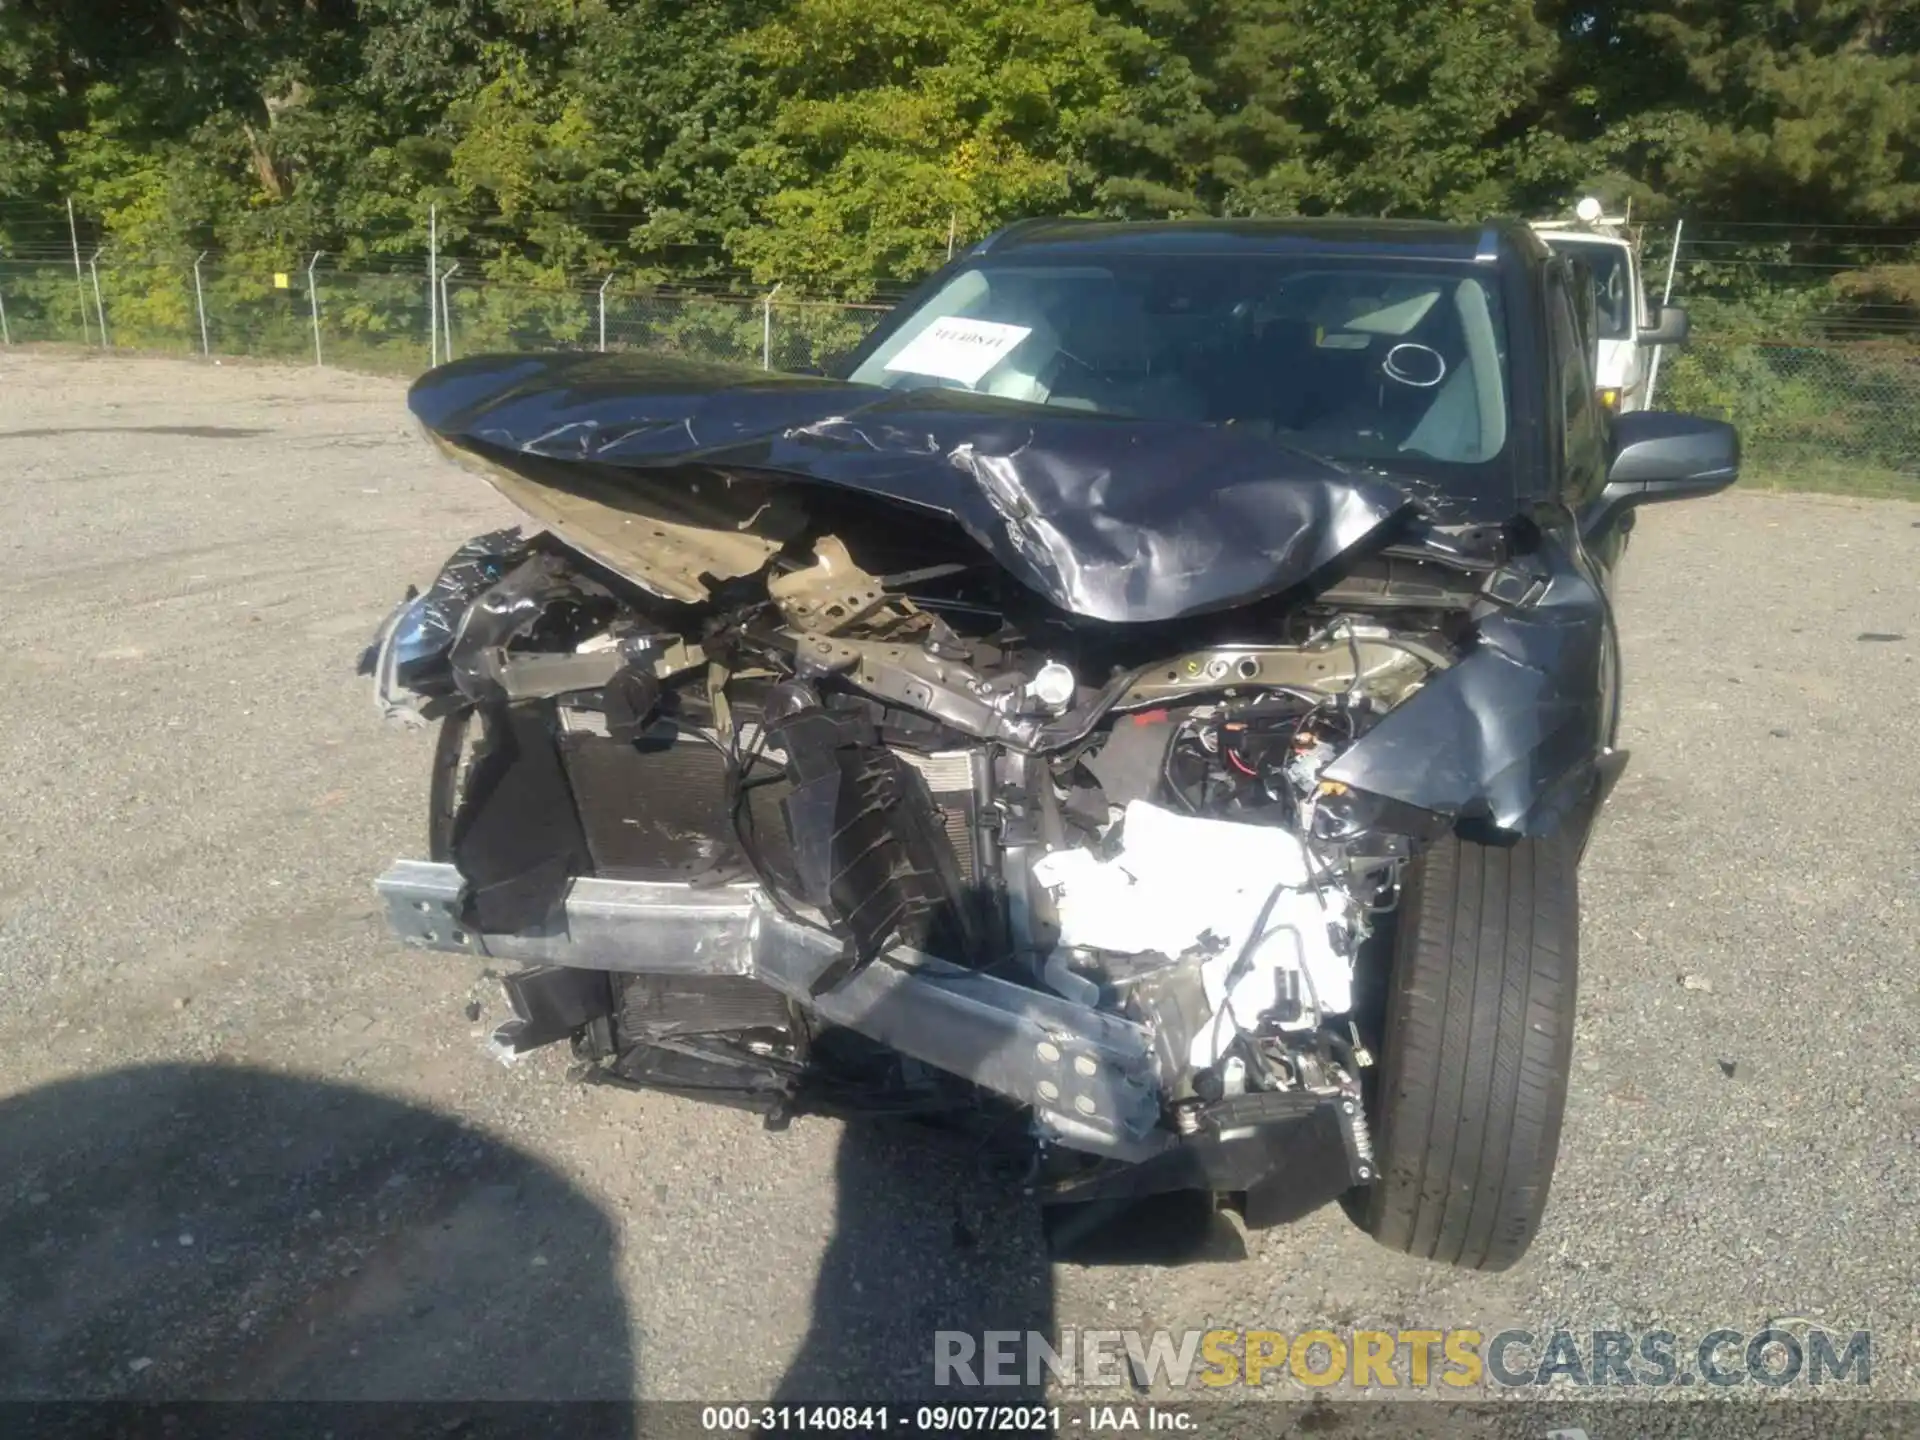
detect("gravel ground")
(2, 351), (1917, 1416)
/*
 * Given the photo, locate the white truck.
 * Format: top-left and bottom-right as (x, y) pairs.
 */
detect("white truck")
(1532, 198), (1690, 413)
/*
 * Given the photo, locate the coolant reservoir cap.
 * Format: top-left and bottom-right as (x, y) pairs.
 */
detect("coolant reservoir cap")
(1026, 660), (1077, 711)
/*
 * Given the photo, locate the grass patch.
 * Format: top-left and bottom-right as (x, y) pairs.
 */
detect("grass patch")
(1737, 456), (1920, 502)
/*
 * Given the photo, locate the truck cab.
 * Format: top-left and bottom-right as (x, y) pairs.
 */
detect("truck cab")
(1531, 198), (1689, 413)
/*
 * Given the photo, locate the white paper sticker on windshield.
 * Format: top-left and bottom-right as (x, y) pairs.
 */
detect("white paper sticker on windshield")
(883, 317), (1033, 386)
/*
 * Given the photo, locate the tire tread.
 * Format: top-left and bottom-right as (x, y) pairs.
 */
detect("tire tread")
(1361, 832), (1577, 1271)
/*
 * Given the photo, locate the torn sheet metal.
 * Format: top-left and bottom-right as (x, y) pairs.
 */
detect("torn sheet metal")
(1321, 539), (1609, 835)
(421, 433), (807, 606)
(407, 352), (1417, 625)
(361, 527), (529, 726)
(1032, 802), (1352, 1065)
(444, 551), (612, 705)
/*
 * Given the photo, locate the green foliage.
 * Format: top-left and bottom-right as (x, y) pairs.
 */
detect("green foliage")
(725, 0), (1144, 289)
(0, 0), (1917, 298)
(1553, 0), (1920, 225)
(1085, 0), (1589, 221)
(1661, 335), (1920, 487)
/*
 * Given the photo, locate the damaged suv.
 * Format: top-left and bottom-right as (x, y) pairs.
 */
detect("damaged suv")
(363, 219), (1734, 1270)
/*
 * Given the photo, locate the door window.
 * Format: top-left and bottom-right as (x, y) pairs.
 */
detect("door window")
(1547, 267), (1607, 502)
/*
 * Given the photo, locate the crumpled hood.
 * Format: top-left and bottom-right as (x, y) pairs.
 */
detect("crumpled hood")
(408, 351), (1418, 624)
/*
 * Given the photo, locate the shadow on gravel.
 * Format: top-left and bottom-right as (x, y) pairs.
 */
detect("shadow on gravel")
(773, 1121), (1261, 1400)
(774, 1121), (1055, 1402)
(0, 1063), (630, 1401)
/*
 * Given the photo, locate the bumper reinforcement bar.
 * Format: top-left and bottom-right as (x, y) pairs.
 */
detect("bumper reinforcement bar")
(376, 859), (1167, 1160)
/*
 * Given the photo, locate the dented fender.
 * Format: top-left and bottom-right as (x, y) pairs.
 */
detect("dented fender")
(1321, 535), (1611, 838)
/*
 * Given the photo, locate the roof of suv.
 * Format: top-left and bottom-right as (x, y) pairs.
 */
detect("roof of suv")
(974, 217), (1543, 265)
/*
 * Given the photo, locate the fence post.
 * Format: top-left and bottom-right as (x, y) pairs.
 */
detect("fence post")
(68, 198), (90, 345)
(88, 248), (109, 349)
(307, 250), (324, 366)
(599, 273), (614, 352)
(0, 290), (10, 347)
(193, 251), (210, 357)
(762, 282), (783, 370)
(428, 203), (439, 367)
(1644, 218), (1685, 409)
(438, 263), (459, 362)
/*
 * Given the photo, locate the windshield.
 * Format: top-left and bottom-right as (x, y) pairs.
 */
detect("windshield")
(1544, 238), (1635, 340)
(850, 256), (1511, 469)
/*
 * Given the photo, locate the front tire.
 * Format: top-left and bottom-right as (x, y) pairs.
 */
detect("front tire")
(1357, 832), (1579, 1271)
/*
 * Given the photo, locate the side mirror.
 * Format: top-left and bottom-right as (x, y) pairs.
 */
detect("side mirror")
(1638, 305), (1690, 347)
(1580, 410), (1738, 541)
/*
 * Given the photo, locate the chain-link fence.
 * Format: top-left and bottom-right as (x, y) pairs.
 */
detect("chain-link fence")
(3, 254), (1916, 497)
(0, 258), (890, 378)
(1654, 337), (1920, 496)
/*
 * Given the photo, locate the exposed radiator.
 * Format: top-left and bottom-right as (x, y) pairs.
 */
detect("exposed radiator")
(614, 973), (792, 1038)
(894, 749), (977, 882)
(558, 727), (793, 881)
(558, 723), (977, 885)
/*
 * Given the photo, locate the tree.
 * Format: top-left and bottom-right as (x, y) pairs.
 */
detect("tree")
(725, 0), (1152, 289)
(561, 0), (785, 281)
(1086, 0), (1595, 221)
(1555, 0), (1920, 224)
(1, 0), (1914, 298)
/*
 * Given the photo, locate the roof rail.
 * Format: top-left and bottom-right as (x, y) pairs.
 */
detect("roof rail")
(970, 216), (1091, 256)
